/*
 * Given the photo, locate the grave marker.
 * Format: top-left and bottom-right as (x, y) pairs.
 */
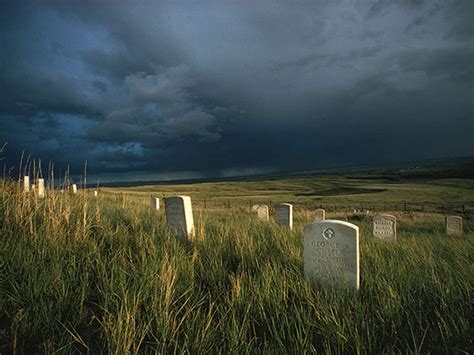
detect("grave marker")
(275, 203), (293, 229)
(165, 196), (195, 239)
(315, 208), (325, 221)
(72, 184), (77, 194)
(23, 175), (30, 192)
(304, 220), (359, 289)
(257, 205), (269, 221)
(94, 190), (98, 197)
(37, 178), (45, 198)
(445, 216), (463, 236)
(151, 196), (160, 210)
(373, 214), (396, 241)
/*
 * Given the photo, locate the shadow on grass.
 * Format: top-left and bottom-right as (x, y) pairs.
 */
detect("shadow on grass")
(295, 187), (387, 197)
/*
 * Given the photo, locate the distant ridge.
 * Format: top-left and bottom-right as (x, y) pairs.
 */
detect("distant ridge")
(91, 156), (474, 188)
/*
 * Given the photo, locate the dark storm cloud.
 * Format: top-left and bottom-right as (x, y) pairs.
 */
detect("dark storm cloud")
(1, 0), (473, 180)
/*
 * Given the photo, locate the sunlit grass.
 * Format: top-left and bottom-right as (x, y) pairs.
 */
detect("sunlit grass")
(0, 178), (473, 353)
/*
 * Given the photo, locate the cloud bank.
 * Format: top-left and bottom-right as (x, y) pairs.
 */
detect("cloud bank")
(1, 0), (473, 180)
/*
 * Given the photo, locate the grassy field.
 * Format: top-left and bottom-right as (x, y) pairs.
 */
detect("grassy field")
(105, 173), (474, 214)
(0, 172), (473, 353)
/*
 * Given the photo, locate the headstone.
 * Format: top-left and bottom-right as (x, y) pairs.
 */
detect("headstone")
(257, 205), (269, 221)
(275, 203), (293, 229)
(37, 178), (45, 198)
(165, 196), (195, 239)
(94, 190), (98, 197)
(314, 208), (325, 221)
(445, 216), (463, 236)
(252, 204), (259, 211)
(373, 214), (396, 241)
(151, 196), (160, 210)
(23, 175), (30, 192)
(72, 184), (77, 194)
(304, 220), (359, 289)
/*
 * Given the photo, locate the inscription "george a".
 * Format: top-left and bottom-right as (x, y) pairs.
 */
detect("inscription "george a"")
(304, 220), (360, 290)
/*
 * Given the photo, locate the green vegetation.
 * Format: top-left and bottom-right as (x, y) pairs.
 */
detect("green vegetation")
(107, 173), (474, 214)
(1, 173), (473, 353)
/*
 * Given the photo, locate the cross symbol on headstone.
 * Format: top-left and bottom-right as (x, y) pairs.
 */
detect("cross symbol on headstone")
(323, 228), (335, 240)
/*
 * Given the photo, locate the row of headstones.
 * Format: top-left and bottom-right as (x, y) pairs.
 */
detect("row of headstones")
(304, 215), (466, 290)
(252, 204), (463, 239)
(23, 182), (464, 240)
(23, 176), (47, 198)
(367, 213), (463, 239)
(23, 176), (98, 197)
(253, 204), (325, 229)
(159, 196), (466, 290)
(153, 198), (302, 237)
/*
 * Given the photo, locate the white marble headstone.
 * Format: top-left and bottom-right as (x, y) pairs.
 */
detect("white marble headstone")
(37, 178), (45, 198)
(445, 216), (463, 236)
(275, 203), (293, 229)
(314, 208), (325, 221)
(72, 184), (77, 194)
(23, 175), (30, 192)
(373, 214), (396, 241)
(304, 220), (359, 289)
(94, 190), (98, 197)
(257, 205), (269, 221)
(151, 197), (160, 210)
(165, 196), (195, 239)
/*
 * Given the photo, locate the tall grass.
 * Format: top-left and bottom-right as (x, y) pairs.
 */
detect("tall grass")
(0, 179), (473, 353)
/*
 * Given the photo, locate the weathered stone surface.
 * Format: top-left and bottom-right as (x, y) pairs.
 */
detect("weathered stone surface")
(23, 176), (30, 192)
(445, 216), (463, 236)
(314, 208), (325, 221)
(373, 214), (396, 241)
(257, 205), (269, 221)
(165, 196), (195, 239)
(304, 220), (359, 289)
(151, 197), (160, 210)
(37, 178), (45, 198)
(275, 203), (293, 229)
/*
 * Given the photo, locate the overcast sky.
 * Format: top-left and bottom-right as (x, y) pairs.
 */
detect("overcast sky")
(1, 0), (473, 181)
